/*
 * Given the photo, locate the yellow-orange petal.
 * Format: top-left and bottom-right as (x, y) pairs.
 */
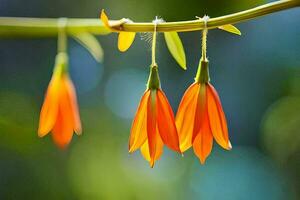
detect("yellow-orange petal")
(140, 134), (163, 168)
(140, 140), (150, 161)
(63, 75), (82, 135)
(100, 10), (110, 29)
(129, 90), (150, 152)
(207, 83), (231, 150)
(118, 32), (136, 52)
(193, 103), (213, 164)
(38, 76), (60, 137)
(176, 83), (200, 152)
(156, 89), (180, 153)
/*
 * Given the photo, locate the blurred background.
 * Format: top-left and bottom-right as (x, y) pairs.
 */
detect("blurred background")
(0, 0), (299, 199)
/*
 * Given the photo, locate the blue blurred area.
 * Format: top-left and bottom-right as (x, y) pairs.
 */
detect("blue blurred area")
(0, 0), (299, 199)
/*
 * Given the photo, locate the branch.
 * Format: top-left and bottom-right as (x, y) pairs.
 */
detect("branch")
(0, 0), (299, 37)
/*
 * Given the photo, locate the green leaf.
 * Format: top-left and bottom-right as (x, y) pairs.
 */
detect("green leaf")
(218, 24), (241, 35)
(164, 32), (186, 70)
(71, 32), (104, 62)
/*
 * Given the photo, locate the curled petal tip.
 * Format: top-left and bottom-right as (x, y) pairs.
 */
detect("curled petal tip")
(75, 129), (82, 136)
(38, 127), (49, 138)
(128, 147), (134, 153)
(228, 141), (232, 150)
(199, 158), (206, 165)
(174, 147), (182, 154)
(37, 131), (45, 138)
(55, 142), (69, 150)
(150, 160), (155, 168)
(38, 134), (44, 138)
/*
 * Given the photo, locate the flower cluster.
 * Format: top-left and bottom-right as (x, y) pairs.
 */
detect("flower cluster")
(128, 59), (231, 167)
(37, 11), (232, 168)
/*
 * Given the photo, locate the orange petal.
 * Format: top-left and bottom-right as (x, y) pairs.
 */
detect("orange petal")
(192, 84), (207, 142)
(193, 101), (213, 164)
(38, 76), (60, 137)
(51, 79), (75, 148)
(146, 90), (161, 166)
(176, 83), (200, 152)
(129, 90), (150, 152)
(63, 75), (82, 135)
(100, 10), (110, 29)
(156, 89), (180, 153)
(52, 102), (74, 149)
(207, 84), (231, 150)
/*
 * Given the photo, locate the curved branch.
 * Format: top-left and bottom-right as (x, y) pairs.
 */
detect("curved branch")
(120, 0), (300, 32)
(0, 0), (299, 37)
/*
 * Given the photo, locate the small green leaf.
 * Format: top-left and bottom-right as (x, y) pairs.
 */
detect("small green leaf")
(71, 32), (104, 62)
(218, 24), (241, 35)
(164, 32), (186, 70)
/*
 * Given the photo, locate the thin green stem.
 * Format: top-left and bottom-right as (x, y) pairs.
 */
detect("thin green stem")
(0, 0), (299, 37)
(151, 21), (158, 66)
(201, 16), (208, 61)
(152, 31), (157, 66)
(57, 18), (67, 53)
(202, 28), (208, 60)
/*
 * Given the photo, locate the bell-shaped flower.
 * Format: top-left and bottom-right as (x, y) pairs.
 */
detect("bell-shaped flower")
(129, 65), (181, 167)
(176, 59), (231, 164)
(38, 53), (81, 148)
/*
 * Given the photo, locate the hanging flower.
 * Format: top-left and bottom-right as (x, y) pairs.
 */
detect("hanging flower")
(38, 53), (81, 148)
(129, 65), (181, 167)
(176, 59), (231, 164)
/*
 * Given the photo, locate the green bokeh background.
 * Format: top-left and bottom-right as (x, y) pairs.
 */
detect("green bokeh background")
(0, 0), (299, 199)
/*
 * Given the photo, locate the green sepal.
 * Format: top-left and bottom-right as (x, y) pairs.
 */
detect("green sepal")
(146, 64), (161, 90)
(195, 58), (210, 84)
(53, 52), (69, 76)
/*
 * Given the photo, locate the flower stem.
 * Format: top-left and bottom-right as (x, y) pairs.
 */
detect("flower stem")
(201, 19), (208, 62)
(152, 28), (157, 66)
(57, 18), (67, 53)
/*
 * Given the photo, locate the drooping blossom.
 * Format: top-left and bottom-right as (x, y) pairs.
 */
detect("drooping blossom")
(176, 59), (231, 164)
(129, 65), (181, 167)
(38, 53), (81, 148)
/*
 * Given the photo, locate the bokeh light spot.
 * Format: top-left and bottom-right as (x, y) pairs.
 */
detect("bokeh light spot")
(104, 68), (147, 119)
(187, 147), (295, 200)
(69, 42), (103, 94)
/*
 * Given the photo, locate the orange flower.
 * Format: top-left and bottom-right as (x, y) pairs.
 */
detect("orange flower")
(129, 65), (181, 167)
(38, 53), (81, 148)
(176, 59), (231, 164)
